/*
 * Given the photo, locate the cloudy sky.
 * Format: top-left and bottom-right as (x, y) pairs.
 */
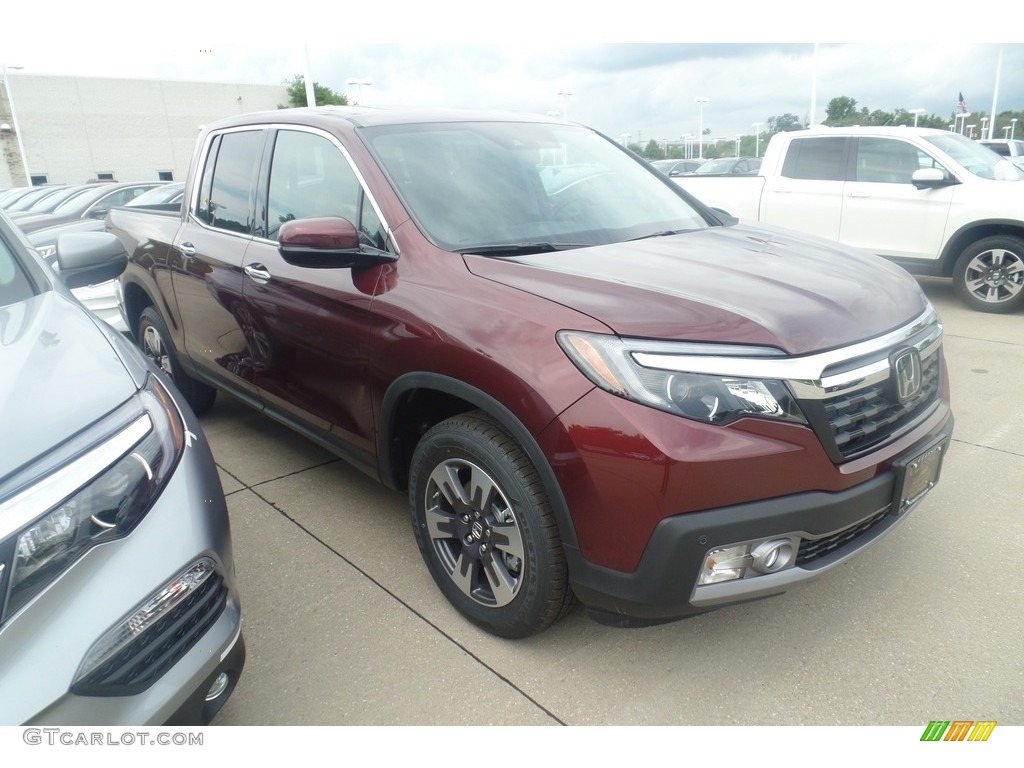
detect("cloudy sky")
(3, 5), (1021, 144)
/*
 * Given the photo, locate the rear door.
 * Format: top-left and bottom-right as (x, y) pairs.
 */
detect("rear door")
(171, 127), (268, 400)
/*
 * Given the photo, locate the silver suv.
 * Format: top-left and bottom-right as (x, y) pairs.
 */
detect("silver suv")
(0, 214), (244, 724)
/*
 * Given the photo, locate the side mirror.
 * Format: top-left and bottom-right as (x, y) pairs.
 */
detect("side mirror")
(55, 232), (127, 289)
(278, 217), (395, 269)
(911, 167), (958, 189)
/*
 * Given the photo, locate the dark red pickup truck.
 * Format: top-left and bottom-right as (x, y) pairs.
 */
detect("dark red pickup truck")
(108, 107), (954, 637)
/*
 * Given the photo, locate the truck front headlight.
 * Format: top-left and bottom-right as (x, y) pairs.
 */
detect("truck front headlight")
(557, 330), (806, 425)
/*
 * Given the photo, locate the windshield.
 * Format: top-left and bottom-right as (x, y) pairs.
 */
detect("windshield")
(52, 185), (113, 214)
(923, 133), (1023, 181)
(362, 120), (710, 252)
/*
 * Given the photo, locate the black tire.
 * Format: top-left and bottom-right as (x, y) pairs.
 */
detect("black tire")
(408, 411), (573, 638)
(952, 236), (1024, 313)
(137, 306), (217, 415)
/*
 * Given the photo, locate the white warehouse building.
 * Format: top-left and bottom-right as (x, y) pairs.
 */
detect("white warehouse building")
(0, 73), (289, 188)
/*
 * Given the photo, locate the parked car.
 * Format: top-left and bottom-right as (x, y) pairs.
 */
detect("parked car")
(15, 182), (167, 235)
(109, 107), (952, 639)
(650, 159), (703, 176)
(2, 185), (68, 213)
(694, 157), (763, 175)
(0, 186), (52, 209)
(7, 184), (101, 218)
(673, 126), (1024, 313)
(978, 138), (1024, 170)
(0, 210), (245, 723)
(125, 181), (186, 207)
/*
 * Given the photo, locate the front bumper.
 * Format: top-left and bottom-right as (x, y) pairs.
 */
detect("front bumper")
(565, 411), (954, 627)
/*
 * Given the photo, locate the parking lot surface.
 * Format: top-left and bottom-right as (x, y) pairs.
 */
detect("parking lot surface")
(209, 278), (1023, 726)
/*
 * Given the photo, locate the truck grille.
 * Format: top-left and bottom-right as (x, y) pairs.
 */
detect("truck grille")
(71, 573), (227, 696)
(823, 348), (941, 458)
(786, 308), (944, 464)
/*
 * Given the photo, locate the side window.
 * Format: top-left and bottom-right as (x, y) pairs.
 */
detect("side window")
(359, 197), (386, 250)
(267, 130), (361, 241)
(195, 135), (220, 225)
(198, 130), (264, 234)
(781, 137), (849, 181)
(855, 138), (924, 184)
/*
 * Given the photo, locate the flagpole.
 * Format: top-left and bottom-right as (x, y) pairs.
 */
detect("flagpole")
(988, 46), (1002, 141)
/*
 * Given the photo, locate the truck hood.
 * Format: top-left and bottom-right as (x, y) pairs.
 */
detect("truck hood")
(0, 291), (137, 482)
(464, 223), (928, 355)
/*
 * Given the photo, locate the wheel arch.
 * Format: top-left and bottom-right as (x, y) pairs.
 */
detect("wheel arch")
(378, 372), (580, 551)
(120, 276), (156, 341)
(939, 219), (1024, 276)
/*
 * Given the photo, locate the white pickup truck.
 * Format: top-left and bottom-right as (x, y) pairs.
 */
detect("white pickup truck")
(673, 126), (1024, 313)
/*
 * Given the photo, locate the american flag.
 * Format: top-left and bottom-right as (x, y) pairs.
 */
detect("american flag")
(957, 92), (968, 114)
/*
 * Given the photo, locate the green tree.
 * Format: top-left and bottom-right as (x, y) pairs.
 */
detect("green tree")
(279, 75), (349, 108)
(642, 139), (665, 160)
(825, 96), (859, 125)
(765, 113), (804, 135)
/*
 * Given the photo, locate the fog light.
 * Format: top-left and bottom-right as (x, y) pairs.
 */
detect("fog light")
(698, 544), (752, 585)
(750, 538), (799, 574)
(698, 536), (801, 586)
(206, 672), (230, 702)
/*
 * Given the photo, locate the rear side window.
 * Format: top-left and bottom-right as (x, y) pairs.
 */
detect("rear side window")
(781, 137), (849, 181)
(195, 130), (264, 234)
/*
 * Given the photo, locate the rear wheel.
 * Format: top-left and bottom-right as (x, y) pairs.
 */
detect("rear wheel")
(952, 236), (1024, 313)
(409, 412), (573, 638)
(138, 306), (217, 415)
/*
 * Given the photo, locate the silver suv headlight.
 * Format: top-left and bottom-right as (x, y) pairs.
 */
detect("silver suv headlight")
(0, 374), (185, 620)
(557, 330), (806, 425)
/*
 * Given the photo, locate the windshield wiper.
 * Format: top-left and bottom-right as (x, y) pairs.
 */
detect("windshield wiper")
(456, 242), (587, 256)
(628, 229), (697, 241)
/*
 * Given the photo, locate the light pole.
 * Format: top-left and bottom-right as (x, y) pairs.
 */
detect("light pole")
(966, 124), (976, 139)
(345, 77), (373, 105)
(695, 97), (709, 159)
(909, 108), (925, 127)
(1, 63), (29, 186)
(1004, 126), (1012, 139)
(752, 122), (764, 158)
(557, 90), (573, 120)
(735, 135), (741, 157)
(981, 116), (989, 138)
(1012, 118), (1018, 139)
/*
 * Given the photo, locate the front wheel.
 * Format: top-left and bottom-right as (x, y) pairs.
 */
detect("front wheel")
(952, 236), (1024, 313)
(408, 412), (573, 638)
(137, 307), (217, 415)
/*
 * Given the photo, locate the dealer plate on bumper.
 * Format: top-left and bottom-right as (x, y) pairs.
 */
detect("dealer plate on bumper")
(893, 440), (946, 513)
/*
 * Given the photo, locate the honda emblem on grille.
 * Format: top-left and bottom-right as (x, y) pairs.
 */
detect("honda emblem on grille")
(893, 348), (922, 404)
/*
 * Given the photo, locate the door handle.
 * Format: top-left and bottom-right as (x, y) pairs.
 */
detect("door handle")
(244, 264), (272, 283)
(179, 242), (196, 257)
